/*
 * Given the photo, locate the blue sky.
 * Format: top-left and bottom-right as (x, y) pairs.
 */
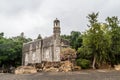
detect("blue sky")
(0, 0), (120, 38)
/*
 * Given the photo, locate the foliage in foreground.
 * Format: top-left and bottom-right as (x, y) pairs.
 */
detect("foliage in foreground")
(76, 59), (91, 69)
(78, 13), (120, 69)
(0, 33), (32, 68)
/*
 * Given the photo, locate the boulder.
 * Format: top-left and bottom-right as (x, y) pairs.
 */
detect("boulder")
(43, 67), (59, 72)
(73, 66), (81, 71)
(114, 65), (120, 70)
(15, 66), (37, 74)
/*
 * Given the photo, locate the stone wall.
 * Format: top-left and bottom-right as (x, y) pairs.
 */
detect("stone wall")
(22, 39), (42, 65)
(22, 37), (69, 65)
(42, 36), (54, 62)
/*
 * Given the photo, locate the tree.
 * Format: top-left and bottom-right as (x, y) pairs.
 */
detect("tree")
(0, 33), (32, 68)
(60, 35), (70, 41)
(106, 16), (120, 65)
(0, 32), (4, 37)
(79, 12), (110, 69)
(70, 31), (82, 50)
(61, 31), (82, 50)
(70, 31), (81, 50)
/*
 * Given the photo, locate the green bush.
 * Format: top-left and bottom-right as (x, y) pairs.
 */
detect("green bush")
(76, 59), (90, 69)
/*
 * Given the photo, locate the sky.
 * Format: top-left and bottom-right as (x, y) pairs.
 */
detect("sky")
(0, 0), (120, 39)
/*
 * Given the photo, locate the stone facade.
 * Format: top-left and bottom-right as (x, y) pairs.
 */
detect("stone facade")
(22, 19), (69, 65)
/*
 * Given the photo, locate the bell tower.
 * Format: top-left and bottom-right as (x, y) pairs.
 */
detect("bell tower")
(53, 18), (61, 38)
(53, 18), (61, 61)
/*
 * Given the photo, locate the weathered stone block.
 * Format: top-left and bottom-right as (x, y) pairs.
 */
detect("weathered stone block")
(15, 66), (37, 74)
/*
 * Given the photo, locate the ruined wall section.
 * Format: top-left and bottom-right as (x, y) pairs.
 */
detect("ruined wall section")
(22, 43), (30, 65)
(53, 38), (61, 61)
(42, 36), (54, 62)
(53, 19), (61, 62)
(22, 39), (42, 65)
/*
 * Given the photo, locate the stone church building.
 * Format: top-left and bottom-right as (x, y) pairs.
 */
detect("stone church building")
(22, 19), (69, 65)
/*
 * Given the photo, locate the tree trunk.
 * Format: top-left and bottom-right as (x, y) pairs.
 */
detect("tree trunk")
(92, 55), (96, 69)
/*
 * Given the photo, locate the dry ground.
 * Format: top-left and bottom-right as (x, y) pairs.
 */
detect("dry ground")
(0, 70), (120, 80)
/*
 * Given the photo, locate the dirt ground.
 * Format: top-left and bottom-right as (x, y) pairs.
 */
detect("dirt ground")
(0, 69), (120, 80)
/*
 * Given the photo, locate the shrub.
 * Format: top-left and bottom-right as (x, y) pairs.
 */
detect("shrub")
(76, 59), (90, 69)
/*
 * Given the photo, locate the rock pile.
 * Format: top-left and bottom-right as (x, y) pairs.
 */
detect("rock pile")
(14, 61), (81, 74)
(15, 66), (37, 74)
(43, 67), (59, 72)
(43, 61), (76, 72)
(114, 65), (120, 70)
(42, 62), (60, 72)
(59, 61), (73, 72)
(73, 66), (81, 71)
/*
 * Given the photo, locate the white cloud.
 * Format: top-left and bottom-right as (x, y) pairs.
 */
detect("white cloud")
(0, 0), (120, 39)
